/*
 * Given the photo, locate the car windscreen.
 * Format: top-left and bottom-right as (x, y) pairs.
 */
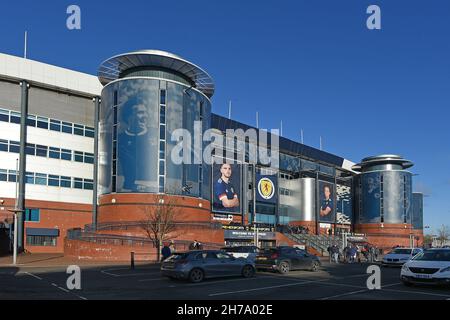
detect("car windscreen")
(390, 249), (412, 255)
(413, 250), (450, 261)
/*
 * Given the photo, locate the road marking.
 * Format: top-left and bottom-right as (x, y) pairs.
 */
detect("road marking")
(209, 279), (317, 297)
(24, 272), (43, 280)
(100, 268), (161, 277)
(318, 289), (368, 300)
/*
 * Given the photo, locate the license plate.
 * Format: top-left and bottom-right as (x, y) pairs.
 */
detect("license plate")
(257, 257), (267, 260)
(415, 274), (432, 279)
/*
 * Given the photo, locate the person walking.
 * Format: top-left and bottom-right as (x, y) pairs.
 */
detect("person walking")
(161, 243), (171, 261)
(331, 244), (340, 263)
(327, 245), (333, 263)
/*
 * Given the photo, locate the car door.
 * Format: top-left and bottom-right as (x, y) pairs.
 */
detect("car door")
(295, 249), (311, 269)
(202, 252), (222, 277)
(216, 251), (242, 276)
(283, 248), (300, 269)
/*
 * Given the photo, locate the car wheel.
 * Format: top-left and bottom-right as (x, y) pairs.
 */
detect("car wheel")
(188, 268), (204, 283)
(278, 261), (290, 274)
(242, 265), (255, 278)
(310, 261), (320, 272)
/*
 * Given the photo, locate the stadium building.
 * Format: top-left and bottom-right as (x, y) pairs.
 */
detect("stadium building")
(0, 50), (424, 259)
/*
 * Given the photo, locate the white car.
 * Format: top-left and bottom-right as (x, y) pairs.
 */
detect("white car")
(382, 248), (423, 266)
(401, 248), (450, 286)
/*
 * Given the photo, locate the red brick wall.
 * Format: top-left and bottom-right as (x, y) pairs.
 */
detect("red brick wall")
(0, 198), (91, 254)
(355, 223), (421, 250)
(97, 194), (212, 223)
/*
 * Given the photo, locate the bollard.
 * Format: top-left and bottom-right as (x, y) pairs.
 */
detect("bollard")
(130, 251), (135, 269)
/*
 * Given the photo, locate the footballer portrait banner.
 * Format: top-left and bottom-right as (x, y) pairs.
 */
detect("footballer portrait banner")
(256, 174), (277, 204)
(212, 163), (242, 214)
(318, 180), (335, 223)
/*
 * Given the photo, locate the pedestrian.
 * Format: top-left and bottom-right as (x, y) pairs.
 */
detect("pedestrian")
(332, 244), (339, 263)
(327, 245), (333, 263)
(169, 240), (176, 253)
(161, 243), (171, 261)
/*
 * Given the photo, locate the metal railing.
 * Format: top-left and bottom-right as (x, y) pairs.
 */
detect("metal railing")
(83, 221), (223, 232)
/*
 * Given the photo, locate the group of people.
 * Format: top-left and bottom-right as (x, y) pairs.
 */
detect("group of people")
(160, 239), (205, 261)
(327, 243), (380, 264)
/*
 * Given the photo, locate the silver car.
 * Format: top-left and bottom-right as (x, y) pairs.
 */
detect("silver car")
(161, 250), (255, 283)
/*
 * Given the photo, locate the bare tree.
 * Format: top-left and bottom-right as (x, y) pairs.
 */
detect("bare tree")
(437, 224), (450, 247)
(139, 195), (182, 262)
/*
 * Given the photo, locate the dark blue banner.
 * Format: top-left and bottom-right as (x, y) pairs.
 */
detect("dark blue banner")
(256, 174), (278, 204)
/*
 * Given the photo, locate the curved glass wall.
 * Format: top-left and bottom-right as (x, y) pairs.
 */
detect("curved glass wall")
(98, 78), (211, 198)
(356, 171), (412, 224)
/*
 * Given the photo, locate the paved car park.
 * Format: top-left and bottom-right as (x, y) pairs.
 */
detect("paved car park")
(1, 258), (450, 300)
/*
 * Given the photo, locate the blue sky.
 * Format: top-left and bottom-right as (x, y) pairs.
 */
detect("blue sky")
(0, 0), (449, 233)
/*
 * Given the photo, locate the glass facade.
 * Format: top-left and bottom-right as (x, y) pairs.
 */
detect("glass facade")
(98, 78), (212, 197)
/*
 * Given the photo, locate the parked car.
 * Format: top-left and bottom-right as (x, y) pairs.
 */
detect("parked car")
(400, 248), (450, 287)
(221, 246), (259, 262)
(160, 250), (255, 283)
(255, 246), (321, 274)
(382, 248), (423, 266)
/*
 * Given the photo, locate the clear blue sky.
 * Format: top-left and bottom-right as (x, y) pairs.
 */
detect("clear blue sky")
(1, 0), (449, 234)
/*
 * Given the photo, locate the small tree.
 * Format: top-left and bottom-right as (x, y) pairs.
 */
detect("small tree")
(139, 195), (182, 262)
(437, 224), (450, 247)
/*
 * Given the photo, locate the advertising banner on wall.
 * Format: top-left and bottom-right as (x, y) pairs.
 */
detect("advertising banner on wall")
(336, 182), (352, 225)
(256, 174), (277, 204)
(318, 180), (335, 223)
(212, 163), (242, 215)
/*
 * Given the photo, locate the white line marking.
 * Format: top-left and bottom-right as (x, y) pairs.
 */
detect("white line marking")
(51, 283), (58, 287)
(319, 289), (368, 300)
(77, 295), (88, 300)
(24, 272), (42, 280)
(209, 279), (317, 297)
(58, 287), (70, 293)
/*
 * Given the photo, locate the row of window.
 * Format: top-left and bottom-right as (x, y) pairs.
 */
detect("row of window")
(0, 139), (94, 164)
(279, 187), (294, 197)
(0, 168), (93, 190)
(26, 235), (57, 246)
(0, 107), (94, 138)
(158, 89), (166, 193)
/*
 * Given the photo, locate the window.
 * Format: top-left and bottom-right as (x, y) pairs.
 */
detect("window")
(49, 147), (61, 159)
(0, 108), (9, 122)
(62, 121), (72, 134)
(26, 235), (57, 246)
(26, 172), (34, 184)
(35, 145), (48, 157)
(0, 168), (7, 181)
(83, 179), (93, 190)
(60, 176), (71, 188)
(26, 115), (36, 127)
(50, 119), (61, 132)
(84, 153), (94, 164)
(61, 149), (72, 161)
(159, 176), (165, 193)
(48, 174), (60, 187)
(74, 124), (84, 136)
(73, 177), (83, 189)
(8, 170), (17, 182)
(0, 139), (8, 152)
(35, 173), (47, 185)
(74, 151), (84, 162)
(160, 124), (166, 140)
(10, 111), (20, 124)
(26, 143), (35, 156)
(160, 105), (165, 123)
(37, 116), (49, 129)
(159, 161), (165, 175)
(160, 89), (166, 105)
(85, 126), (94, 138)
(25, 209), (40, 222)
(9, 141), (20, 153)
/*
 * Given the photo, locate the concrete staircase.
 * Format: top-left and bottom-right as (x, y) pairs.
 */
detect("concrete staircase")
(283, 232), (344, 256)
